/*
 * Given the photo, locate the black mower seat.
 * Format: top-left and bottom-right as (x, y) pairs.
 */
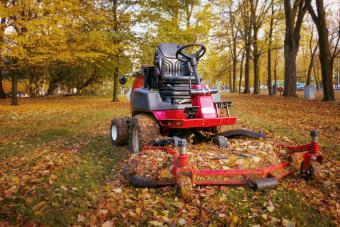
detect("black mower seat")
(161, 75), (200, 85)
(155, 43), (192, 78)
(159, 85), (191, 98)
(155, 43), (199, 104)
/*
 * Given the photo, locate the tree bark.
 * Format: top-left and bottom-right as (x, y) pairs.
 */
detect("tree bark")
(0, 16), (6, 99)
(0, 70), (6, 98)
(267, 1), (274, 96)
(111, 0), (120, 102)
(232, 55), (237, 92)
(314, 60), (320, 91)
(11, 73), (18, 105)
(283, 0), (308, 97)
(306, 43), (318, 85)
(267, 49), (272, 96)
(306, 0), (335, 101)
(274, 51), (278, 95)
(241, 1), (252, 94)
(253, 27), (260, 94)
(243, 31), (251, 94)
(239, 50), (245, 93)
(112, 65), (119, 102)
(284, 47), (299, 96)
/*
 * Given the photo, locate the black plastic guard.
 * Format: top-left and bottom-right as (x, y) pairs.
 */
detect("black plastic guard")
(217, 129), (266, 139)
(122, 165), (158, 187)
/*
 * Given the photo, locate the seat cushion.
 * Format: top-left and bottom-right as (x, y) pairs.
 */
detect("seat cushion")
(161, 75), (200, 85)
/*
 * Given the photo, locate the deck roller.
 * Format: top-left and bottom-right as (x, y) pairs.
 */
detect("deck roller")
(252, 177), (279, 190)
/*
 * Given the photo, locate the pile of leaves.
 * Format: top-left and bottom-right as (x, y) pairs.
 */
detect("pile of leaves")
(189, 139), (284, 169)
(126, 149), (174, 185)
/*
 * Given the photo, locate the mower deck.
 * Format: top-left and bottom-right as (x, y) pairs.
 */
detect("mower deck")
(123, 130), (322, 198)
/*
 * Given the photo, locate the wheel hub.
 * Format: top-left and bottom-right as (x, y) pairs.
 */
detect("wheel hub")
(111, 125), (117, 141)
(132, 128), (139, 152)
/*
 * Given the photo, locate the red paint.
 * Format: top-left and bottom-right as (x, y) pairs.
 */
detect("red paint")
(157, 116), (237, 129)
(191, 95), (217, 118)
(132, 75), (144, 91)
(282, 140), (323, 173)
(177, 154), (189, 167)
(153, 109), (187, 120)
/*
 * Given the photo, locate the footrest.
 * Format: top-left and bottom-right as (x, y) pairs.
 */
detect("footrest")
(214, 101), (232, 108)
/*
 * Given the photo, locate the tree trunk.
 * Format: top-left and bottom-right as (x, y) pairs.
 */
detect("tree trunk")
(47, 78), (59, 95)
(267, 1), (274, 96)
(11, 73), (18, 105)
(243, 37), (251, 94)
(273, 52), (278, 95)
(267, 49), (272, 96)
(239, 51), (245, 93)
(252, 26), (260, 94)
(283, 0), (307, 97)
(0, 16), (6, 99)
(318, 35), (334, 100)
(111, 0), (120, 102)
(228, 58), (232, 91)
(112, 66), (119, 102)
(307, 0), (335, 101)
(284, 47), (298, 96)
(314, 60), (320, 92)
(306, 44), (318, 85)
(0, 70), (6, 98)
(232, 56), (237, 92)
(78, 66), (99, 94)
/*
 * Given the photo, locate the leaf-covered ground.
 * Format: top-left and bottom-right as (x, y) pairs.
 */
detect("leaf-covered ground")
(0, 94), (339, 226)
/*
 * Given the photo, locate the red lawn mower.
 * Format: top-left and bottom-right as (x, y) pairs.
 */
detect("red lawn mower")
(110, 43), (322, 198)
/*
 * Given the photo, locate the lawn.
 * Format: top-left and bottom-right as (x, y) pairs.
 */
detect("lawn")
(0, 94), (339, 226)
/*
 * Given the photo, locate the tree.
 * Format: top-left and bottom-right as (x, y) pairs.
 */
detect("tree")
(0, 16), (6, 99)
(239, 0), (252, 94)
(305, 20), (318, 86)
(283, 0), (308, 97)
(250, 0), (271, 94)
(306, 0), (337, 101)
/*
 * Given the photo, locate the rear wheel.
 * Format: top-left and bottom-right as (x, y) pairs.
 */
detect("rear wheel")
(129, 114), (161, 153)
(110, 117), (130, 146)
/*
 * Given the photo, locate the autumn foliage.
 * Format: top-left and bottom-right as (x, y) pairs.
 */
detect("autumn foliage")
(0, 94), (339, 226)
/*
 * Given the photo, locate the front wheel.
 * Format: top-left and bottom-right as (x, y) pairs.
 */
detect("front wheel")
(129, 114), (161, 153)
(110, 117), (130, 146)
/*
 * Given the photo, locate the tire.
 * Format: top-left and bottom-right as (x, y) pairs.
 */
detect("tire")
(129, 114), (161, 153)
(110, 117), (130, 146)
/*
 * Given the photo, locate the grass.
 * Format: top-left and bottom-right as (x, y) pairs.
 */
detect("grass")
(0, 95), (338, 226)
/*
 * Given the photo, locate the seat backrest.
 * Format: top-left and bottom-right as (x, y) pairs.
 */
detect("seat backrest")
(154, 43), (190, 77)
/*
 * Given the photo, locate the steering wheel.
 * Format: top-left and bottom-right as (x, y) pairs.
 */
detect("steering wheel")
(176, 43), (206, 62)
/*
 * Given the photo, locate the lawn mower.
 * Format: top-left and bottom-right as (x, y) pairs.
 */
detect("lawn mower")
(110, 43), (323, 198)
